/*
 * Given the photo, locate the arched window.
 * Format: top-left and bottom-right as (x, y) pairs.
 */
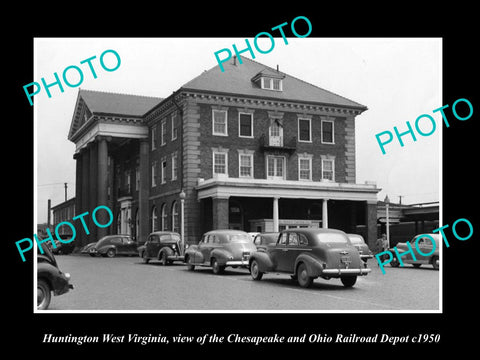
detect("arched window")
(171, 201), (179, 233)
(151, 206), (158, 232)
(161, 203), (167, 231)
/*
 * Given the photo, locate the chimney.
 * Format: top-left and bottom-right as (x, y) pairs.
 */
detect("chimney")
(276, 64), (279, 72)
(47, 199), (51, 227)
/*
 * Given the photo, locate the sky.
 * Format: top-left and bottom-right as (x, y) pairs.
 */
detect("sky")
(34, 37), (441, 224)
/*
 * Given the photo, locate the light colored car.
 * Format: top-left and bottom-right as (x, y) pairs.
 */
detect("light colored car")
(389, 233), (439, 270)
(184, 230), (257, 274)
(347, 233), (373, 264)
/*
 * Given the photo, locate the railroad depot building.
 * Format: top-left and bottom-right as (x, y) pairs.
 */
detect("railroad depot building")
(68, 56), (380, 248)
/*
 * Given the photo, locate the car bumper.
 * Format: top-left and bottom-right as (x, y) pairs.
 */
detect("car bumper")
(225, 260), (250, 267)
(167, 255), (185, 261)
(321, 268), (371, 276)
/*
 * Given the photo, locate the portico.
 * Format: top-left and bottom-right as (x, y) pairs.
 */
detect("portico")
(196, 177), (380, 247)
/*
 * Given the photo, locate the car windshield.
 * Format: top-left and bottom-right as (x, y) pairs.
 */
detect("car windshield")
(227, 234), (251, 243)
(349, 235), (364, 244)
(316, 233), (349, 244)
(171, 234), (181, 242)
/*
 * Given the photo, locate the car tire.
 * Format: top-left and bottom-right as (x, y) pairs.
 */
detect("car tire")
(341, 276), (357, 288)
(431, 256), (439, 270)
(106, 249), (116, 258)
(186, 256), (195, 271)
(37, 279), (51, 310)
(250, 260), (263, 281)
(390, 256), (400, 267)
(297, 263), (313, 288)
(142, 252), (150, 264)
(160, 251), (168, 266)
(211, 258), (225, 275)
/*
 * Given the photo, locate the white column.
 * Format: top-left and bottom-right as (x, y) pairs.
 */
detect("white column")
(322, 199), (328, 228)
(273, 197), (279, 232)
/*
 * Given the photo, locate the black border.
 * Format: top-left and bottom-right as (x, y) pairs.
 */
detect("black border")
(7, 6), (478, 354)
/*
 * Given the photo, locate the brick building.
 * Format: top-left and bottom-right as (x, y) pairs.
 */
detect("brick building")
(68, 56), (380, 249)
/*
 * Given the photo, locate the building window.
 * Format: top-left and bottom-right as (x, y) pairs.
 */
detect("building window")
(171, 201), (179, 233)
(161, 203), (167, 231)
(239, 153), (253, 178)
(213, 151), (228, 176)
(321, 119), (334, 144)
(151, 206), (158, 232)
(151, 161), (157, 187)
(269, 119), (283, 146)
(267, 155), (285, 180)
(239, 112), (253, 138)
(261, 77), (282, 91)
(321, 158), (335, 181)
(298, 118), (312, 142)
(161, 119), (167, 145)
(298, 156), (312, 181)
(151, 126), (157, 150)
(171, 113), (178, 141)
(161, 158), (167, 184)
(212, 109), (228, 136)
(125, 170), (131, 192)
(171, 152), (178, 181)
(135, 167), (140, 191)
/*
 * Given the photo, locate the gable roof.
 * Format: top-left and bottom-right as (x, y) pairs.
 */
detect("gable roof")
(180, 56), (367, 110)
(78, 89), (163, 117)
(68, 89), (163, 141)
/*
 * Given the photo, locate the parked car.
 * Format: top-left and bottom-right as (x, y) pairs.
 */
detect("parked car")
(81, 235), (137, 258)
(249, 228), (371, 288)
(347, 233), (373, 264)
(252, 232), (279, 251)
(50, 234), (76, 255)
(37, 242), (73, 310)
(138, 231), (185, 265)
(389, 233), (440, 270)
(184, 229), (257, 274)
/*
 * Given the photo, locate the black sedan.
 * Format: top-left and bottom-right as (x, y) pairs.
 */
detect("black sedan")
(81, 235), (138, 258)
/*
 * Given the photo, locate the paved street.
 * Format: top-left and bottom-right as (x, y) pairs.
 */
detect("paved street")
(47, 254), (440, 311)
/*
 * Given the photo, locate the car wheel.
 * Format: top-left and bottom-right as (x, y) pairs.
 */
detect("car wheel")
(297, 263), (313, 288)
(211, 258), (225, 275)
(390, 256), (400, 267)
(341, 276), (357, 288)
(431, 256), (439, 270)
(37, 279), (51, 310)
(106, 249), (116, 258)
(250, 260), (263, 281)
(142, 252), (150, 264)
(160, 251), (168, 266)
(185, 256), (195, 271)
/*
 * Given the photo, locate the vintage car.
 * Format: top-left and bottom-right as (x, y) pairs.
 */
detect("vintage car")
(347, 233), (373, 264)
(37, 242), (73, 310)
(249, 228), (371, 288)
(184, 229), (257, 274)
(389, 233), (440, 270)
(252, 232), (279, 251)
(138, 231), (185, 265)
(50, 234), (76, 255)
(81, 235), (137, 258)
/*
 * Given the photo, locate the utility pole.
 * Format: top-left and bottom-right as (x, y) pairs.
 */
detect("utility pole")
(64, 182), (67, 201)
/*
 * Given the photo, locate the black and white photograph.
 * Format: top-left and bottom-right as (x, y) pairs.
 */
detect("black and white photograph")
(7, 7), (478, 354)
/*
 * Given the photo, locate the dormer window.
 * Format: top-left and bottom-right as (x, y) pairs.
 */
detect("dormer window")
(261, 77), (282, 91)
(252, 69), (285, 92)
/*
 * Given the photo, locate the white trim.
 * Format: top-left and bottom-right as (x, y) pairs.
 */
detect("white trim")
(321, 157), (335, 182)
(212, 150), (228, 177)
(266, 155), (286, 180)
(160, 119), (167, 146)
(321, 119), (335, 144)
(298, 156), (313, 181)
(212, 109), (228, 136)
(238, 112), (254, 138)
(298, 117), (312, 143)
(238, 152), (254, 178)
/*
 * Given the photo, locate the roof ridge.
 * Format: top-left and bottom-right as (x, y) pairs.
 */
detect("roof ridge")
(79, 88), (163, 100)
